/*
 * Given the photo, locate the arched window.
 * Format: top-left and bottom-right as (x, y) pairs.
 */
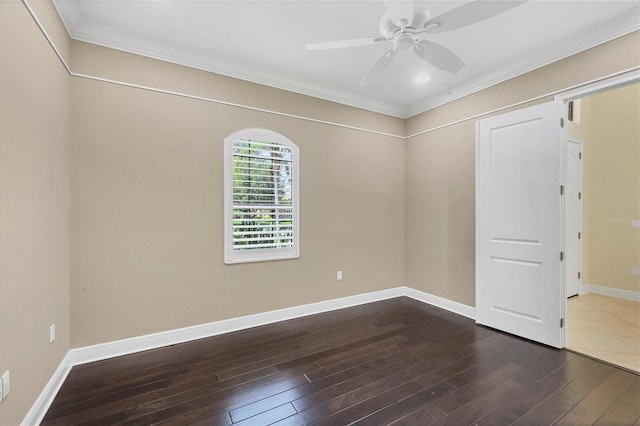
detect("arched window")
(224, 129), (300, 264)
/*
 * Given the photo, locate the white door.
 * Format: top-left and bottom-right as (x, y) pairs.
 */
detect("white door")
(476, 100), (567, 348)
(565, 139), (583, 297)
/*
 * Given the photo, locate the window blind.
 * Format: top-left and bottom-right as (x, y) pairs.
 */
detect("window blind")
(231, 138), (294, 251)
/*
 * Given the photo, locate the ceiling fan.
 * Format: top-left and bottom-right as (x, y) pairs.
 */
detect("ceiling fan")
(305, 0), (526, 87)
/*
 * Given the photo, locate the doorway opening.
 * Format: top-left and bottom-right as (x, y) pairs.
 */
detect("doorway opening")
(474, 69), (637, 354)
(562, 82), (639, 373)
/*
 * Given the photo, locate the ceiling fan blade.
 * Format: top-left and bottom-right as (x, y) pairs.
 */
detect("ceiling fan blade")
(424, 0), (526, 34)
(414, 40), (464, 73)
(359, 48), (397, 87)
(383, 0), (415, 28)
(305, 37), (388, 50)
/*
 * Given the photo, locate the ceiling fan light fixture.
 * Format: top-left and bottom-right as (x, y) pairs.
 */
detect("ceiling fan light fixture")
(394, 33), (416, 50)
(415, 72), (430, 83)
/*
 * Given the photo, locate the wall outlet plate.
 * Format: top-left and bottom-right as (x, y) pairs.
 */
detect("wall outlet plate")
(1, 370), (10, 400)
(632, 220), (640, 229)
(632, 267), (639, 276)
(337, 271), (343, 281)
(50, 324), (56, 343)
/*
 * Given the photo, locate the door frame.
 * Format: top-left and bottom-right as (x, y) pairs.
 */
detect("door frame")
(554, 68), (639, 346)
(554, 69), (639, 102)
(565, 138), (583, 298)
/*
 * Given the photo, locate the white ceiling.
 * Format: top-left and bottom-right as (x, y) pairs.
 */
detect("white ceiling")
(53, 0), (640, 118)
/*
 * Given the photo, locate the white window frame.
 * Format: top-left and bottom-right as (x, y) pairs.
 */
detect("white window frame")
(224, 128), (300, 264)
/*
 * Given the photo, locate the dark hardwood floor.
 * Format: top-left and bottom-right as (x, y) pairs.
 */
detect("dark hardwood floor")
(42, 297), (640, 425)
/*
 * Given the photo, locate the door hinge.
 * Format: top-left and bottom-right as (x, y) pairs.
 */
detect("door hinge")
(578, 232), (581, 239)
(560, 251), (564, 261)
(579, 152), (582, 160)
(560, 318), (564, 328)
(561, 118), (565, 128)
(578, 272), (581, 279)
(578, 192), (582, 200)
(560, 185), (564, 195)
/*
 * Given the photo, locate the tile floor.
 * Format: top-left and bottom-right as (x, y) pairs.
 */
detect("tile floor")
(567, 293), (640, 373)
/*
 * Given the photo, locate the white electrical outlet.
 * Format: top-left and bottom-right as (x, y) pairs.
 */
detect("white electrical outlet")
(1, 370), (10, 400)
(631, 220), (640, 229)
(632, 267), (639, 276)
(50, 324), (56, 343)
(337, 271), (343, 281)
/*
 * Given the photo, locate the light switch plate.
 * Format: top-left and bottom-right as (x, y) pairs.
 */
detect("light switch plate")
(632, 220), (640, 229)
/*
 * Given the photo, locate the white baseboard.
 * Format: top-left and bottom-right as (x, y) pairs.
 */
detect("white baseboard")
(580, 284), (640, 302)
(21, 353), (73, 426)
(24, 286), (475, 425)
(68, 287), (405, 366)
(403, 287), (476, 319)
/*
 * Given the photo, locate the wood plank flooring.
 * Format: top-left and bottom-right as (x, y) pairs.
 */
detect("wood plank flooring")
(42, 297), (640, 425)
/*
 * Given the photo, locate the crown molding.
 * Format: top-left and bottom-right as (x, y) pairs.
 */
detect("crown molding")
(53, 1), (639, 120)
(52, 0), (406, 119)
(405, 6), (640, 118)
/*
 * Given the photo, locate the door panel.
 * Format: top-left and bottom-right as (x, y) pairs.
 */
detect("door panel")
(490, 257), (542, 320)
(489, 119), (544, 243)
(476, 100), (566, 348)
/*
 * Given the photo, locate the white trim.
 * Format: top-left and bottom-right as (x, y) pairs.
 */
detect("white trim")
(223, 129), (300, 264)
(403, 287), (476, 320)
(24, 286), (477, 423)
(51, 0), (640, 119)
(59, 287), (479, 368)
(555, 69), (640, 102)
(21, 0), (71, 75)
(23, 0), (640, 140)
(50, 0), (405, 119)
(406, 7), (640, 118)
(21, 353), (73, 426)
(406, 67), (640, 139)
(580, 284), (640, 303)
(27, 0), (640, 130)
(62, 33), (406, 119)
(20, 0), (405, 141)
(67, 287), (405, 366)
(565, 138), (584, 298)
(72, 72), (405, 140)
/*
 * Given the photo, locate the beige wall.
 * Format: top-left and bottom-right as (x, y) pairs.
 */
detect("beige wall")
(405, 33), (640, 306)
(586, 84), (640, 293)
(0, 1), (71, 425)
(69, 45), (406, 347)
(3, 1), (640, 421)
(69, 41), (405, 139)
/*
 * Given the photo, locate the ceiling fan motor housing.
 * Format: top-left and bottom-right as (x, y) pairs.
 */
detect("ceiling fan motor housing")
(379, 10), (430, 39)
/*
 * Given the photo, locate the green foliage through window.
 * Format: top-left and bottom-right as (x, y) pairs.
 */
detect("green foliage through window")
(232, 138), (294, 250)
